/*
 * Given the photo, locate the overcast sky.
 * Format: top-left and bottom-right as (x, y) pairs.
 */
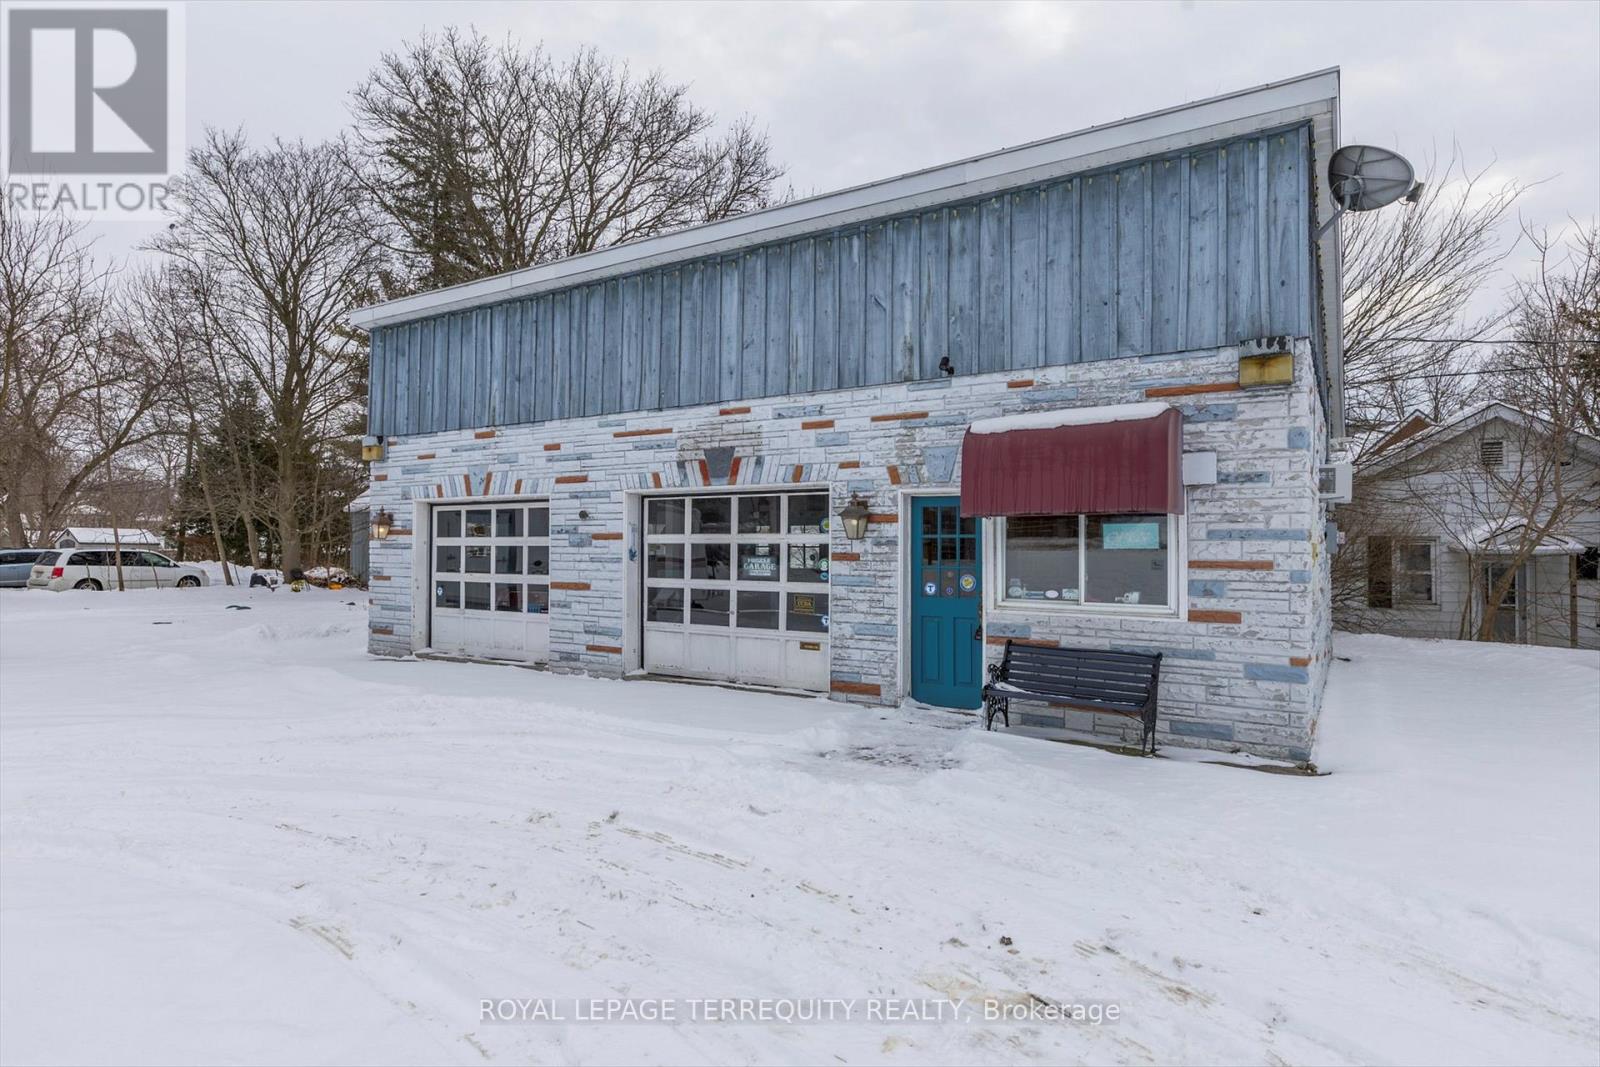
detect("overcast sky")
(95, 0), (1599, 305)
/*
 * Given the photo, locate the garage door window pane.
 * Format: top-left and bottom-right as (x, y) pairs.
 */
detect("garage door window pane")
(648, 498), (684, 535)
(690, 497), (731, 534)
(495, 546), (521, 574)
(527, 507), (550, 537)
(646, 587), (683, 622)
(787, 544), (829, 583)
(464, 582), (491, 611)
(435, 581), (460, 608)
(526, 546), (549, 576)
(526, 584), (549, 614)
(788, 493), (829, 534)
(737, 544), (779, 581)
(648, 544), (684, 579)
(739, 495), (781, 534)
(465, 510), (491, 537)
(737, 590), (780, 629)
(787, 592), (829, 632)
(435, 545), (461, 572)
(495, 509), (523, 538)
(465, 546), (491, 573)
(495, 583), (523, 612)
(690, 543), (731, 579)
(436, 511), (462, 538)
(689, 587), (730, 626)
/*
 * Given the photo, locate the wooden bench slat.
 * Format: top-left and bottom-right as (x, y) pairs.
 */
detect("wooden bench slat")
(983, 639), (1162, 754)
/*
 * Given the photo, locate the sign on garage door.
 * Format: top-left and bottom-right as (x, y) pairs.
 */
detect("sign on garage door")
(431, 502), (551, 662)
(642, 491), (830, 691)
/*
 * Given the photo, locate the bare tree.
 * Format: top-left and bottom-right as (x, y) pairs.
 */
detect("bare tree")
(1340, 154), (1525, 437)
(154, 129), (387, 576)
(348, 29), (785, 291)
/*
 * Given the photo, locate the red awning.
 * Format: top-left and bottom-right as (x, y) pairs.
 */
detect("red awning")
(960, 404), (1183, 517)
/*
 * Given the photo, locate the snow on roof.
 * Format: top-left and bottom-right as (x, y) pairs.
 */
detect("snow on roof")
(1464, 519), (1587, 555)
(58, 527), (162, 545)
(966, 401), (1170, 436)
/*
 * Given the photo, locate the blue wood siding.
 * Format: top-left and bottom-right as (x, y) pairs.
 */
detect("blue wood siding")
(368, 125), (1315, 436)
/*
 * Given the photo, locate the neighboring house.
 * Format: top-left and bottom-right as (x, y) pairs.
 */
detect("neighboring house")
(53, 527), (165, 551)
(351, 70), (1348, 763)
(1335, 403), (1600, 649)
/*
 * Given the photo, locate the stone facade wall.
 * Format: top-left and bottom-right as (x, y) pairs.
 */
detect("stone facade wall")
(365, 337), (1332, 762)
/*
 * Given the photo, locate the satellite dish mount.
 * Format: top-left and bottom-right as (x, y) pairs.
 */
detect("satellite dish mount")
(1318, 144), (1418, 237)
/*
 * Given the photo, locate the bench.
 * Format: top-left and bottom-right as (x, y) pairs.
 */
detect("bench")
(982, 641), (1162, 755)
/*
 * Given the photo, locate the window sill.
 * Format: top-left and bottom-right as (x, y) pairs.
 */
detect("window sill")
(990, 600), (1180, 620)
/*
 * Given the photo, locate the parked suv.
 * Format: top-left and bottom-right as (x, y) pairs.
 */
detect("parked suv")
(26, 549), (211, 591)
(0, 548), (50, 588)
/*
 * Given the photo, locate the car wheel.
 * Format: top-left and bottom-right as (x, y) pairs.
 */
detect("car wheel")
(177, 576), (200, 588)
(74, 579), (102, 591)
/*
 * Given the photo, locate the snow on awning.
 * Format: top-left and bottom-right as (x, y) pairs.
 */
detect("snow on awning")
(960, 403), (1183, 517)
(1470, 521), (1587, 555)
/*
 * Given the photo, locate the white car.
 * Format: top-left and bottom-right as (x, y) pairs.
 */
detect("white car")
(27, 549), (211, 591)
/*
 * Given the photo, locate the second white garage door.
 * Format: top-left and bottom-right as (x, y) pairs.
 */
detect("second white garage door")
(641, 490), (831, 691)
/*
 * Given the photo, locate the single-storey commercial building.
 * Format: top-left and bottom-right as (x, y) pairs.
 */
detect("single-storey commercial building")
(353, 70), (1345, 762)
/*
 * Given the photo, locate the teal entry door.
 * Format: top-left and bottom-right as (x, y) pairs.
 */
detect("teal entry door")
(910, 497), (983, 708)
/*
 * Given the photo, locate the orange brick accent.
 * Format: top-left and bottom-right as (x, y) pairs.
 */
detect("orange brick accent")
(435, 483), (445, 497)
(551, 580), (591, 591)
(370, 626), (393, 636)
(388, 528), (413, 537)
(870, 410), (929, 422)
(728, 456), (742, 483)
(555, 474), (588, 485)
(415, 452), (436, 460)
(792, 464), (805, 482)
(986, 635), (1061, 648)
(586, 644), (623, 655)
(1189, 609), (1243, 624)
(462, 474), (473, 495)
(837, 460), (861, 469)
(1289, 656), (1312, 667)
(867, 513), (898, 524)
(592, 532), (623, 541)
(1188, 559), (1275, 571)
(513, 479), (523, 494)
(373, 474), (388, 481)
(719, 405), (751, 416)
(481, 471), (493, 496)
(801, 419), (835, 430)
(1007, 378), (1035, 389)
(1145, 381), (1241, 398)
(698, 459), (712, 484)
(614, 427), (672, 438)
(370, 574), (391, 582)
(474, 429), (497, 439)
(832, 551), (862, 562)
(887, 464), (902, 485)
(651, 471), (663, 488)
(831, 679), (881, 697)
(543, 443), (562, 452)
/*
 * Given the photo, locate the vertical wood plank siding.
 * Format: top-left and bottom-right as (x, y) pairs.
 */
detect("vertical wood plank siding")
(369, 126), (1313, 435)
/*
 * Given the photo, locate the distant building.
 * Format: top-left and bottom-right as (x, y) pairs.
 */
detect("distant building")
(1335, 403), (1600, 649)
(53, 527), (165, 551)
(350, 71), (1349, 762)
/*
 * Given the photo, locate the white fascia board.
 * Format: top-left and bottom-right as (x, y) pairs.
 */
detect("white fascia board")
(350, 68), (1340, 329)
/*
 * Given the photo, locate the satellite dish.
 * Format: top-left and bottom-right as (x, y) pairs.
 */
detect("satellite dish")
(1319, 144), (1418, 236)
(1327, 145), (1416, 211)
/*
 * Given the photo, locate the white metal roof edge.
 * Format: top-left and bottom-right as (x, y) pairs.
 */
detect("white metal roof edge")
(350, 68), (1340, 329)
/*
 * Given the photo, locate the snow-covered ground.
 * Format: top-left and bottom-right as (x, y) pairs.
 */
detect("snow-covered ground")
(1, 586), (1596, 1066)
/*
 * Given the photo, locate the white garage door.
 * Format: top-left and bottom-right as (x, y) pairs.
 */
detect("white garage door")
(642, 491), (831, 691)
(430, 502), (551, 662)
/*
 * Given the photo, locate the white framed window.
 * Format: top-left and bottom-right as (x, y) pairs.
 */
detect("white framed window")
(1394, 540), (1436, 605)
(996, 513), (1177, 612)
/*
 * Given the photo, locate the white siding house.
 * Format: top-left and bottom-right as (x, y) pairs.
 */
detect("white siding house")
(1335, 403), (1600, 649)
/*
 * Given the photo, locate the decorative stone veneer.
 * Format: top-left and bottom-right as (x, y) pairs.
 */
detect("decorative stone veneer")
(365, 337), (1332, 763)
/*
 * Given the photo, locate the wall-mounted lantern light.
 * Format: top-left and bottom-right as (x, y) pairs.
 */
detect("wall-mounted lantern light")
(839, 495), (871, 541)
(372, 509), (394, 541)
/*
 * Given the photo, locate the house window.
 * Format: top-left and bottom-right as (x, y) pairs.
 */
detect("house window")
(1000, 514), (1172, 609)
(1394, 541), (1435, 605)
(1480, 439), (1505, 468)
(1579, 548), (1599, 581)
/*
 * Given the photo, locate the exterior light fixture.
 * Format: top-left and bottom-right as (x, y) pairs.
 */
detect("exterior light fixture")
(839, 495), (871, 541)
(372, 509), (394, 540)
